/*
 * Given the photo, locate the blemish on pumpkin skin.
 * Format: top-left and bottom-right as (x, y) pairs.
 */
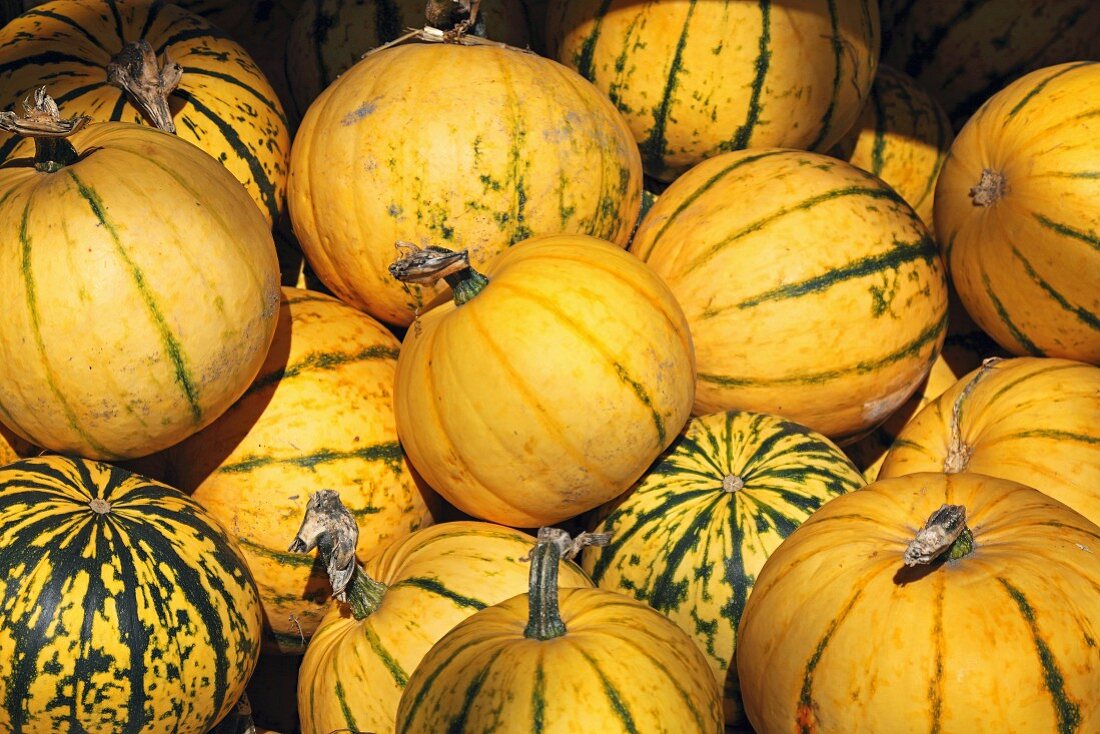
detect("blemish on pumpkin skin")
(341, 98), (381, 125)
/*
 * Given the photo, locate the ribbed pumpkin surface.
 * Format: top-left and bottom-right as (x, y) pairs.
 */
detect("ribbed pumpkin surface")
(298, 522), (593, 734)
(0, 455), (263, 733)
(830, 64), (953, 227)
(630, 149), (948, 441)
(879, 357), (1100, 528)
(583, 410), (865, 724)
(0, 0), (291, 229)
(546, 0), (880, 181)
(289, 41), (643, 327)
(0, 121), (280, 460)
(737, 472), (1100, 733)
(166, 287), (431, 654)
(934, 61), (1100, 363)
(880, 0), (1100, 128)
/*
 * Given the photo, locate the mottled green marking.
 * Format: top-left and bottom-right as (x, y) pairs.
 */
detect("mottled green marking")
(637, 0), (698, 174)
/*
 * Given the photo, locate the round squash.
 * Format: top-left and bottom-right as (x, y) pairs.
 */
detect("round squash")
(582, 409), (866, 725)
(165, 287), (432, 654)
(290, 492), (593, 734)
(288, 37), (643, 327)
(736, 472), (1100, 733)
(830, 64), (953, 227)
(0, 95), (280, 460)
(396, 527), (723, 732)
(879, 357), (1100, 528)
(546, 0), (880, 181)
(630, 148), (949, 442)
(391, 237), (695, 528)
(934, 61), (1100, 363)
(0, 455), (263, 733)
(0, 0), (291, 231)
(880, 0), (1100, 128)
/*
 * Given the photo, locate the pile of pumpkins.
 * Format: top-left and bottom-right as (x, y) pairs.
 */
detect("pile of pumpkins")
(0, 0), (1096, 732)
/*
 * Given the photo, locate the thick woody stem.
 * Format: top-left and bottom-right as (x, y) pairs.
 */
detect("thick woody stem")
(522, 527), (610, 641)
(106, 39), (182, 134)
(288, 490), (387, 620)
(904, 504), (974, 566)
(0, 87), (89, 172)
(389, 241), (489, 306)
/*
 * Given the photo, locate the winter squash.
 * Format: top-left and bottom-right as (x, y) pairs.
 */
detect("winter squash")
(165, 288), (432, 654)
(396, 527), (723, 733)
(934, 61), (1100, 363)
(0, 455), (263, 733)
(879, 357), (1100, 528)
(289, 491), (593, 734)
(830, 64), (953, 227)
(286, 0), (530, 119)
(582, 410), (865, 725)
(0, 0), (292, 234)
(390, 237), (695, 527)
(736, 472), (1100, 733)
(288, 33), (643, 327)
(546, 0), (880, 181)
(630, 149), (948, 442)
(880, 0), (1100, 128)
(0, 92), (280, 459)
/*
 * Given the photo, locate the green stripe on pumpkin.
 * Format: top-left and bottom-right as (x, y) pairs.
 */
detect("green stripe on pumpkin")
(389, 577), (488, 611)
(1004, 61), (1096, 122)
(216, 442), (405, 474)
(581, 649), (640, 734)
(807, 0), (843, 150)
(1010, 246), (1100, 330)
(1033, 213), (1100, 253)
(244, 345), (399, 397)
(796, 587), (864, 733)
(397, 637), (490, 731)
(637, 0), (696, 174)
(982, 272), (1043, 355)
(727, 0), (772, 151)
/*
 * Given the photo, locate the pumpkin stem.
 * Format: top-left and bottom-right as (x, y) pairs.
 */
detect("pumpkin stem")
(425, 0), (483, 38)
(722, 475), (744, 493)
(389, 241), (489, 306)
(289, 490), (387, 621)
(969, 169), (1006, 207)
(904, 503), (975, 566)
(522, 527), (610, 641)
(944, 357), (1002, 474)
(106, 39), (182, 134)
(0, 87), (89, 172)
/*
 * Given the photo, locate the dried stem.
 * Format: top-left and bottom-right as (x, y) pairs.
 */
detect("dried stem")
(106, 39), (182, 133)
(944, 357), (1002, 474)
(522, 527), (610, 641)
(0, 87), (89, 172)
(969, 169), (1006, 207)
(389, 241), (489, 306)
(904, 504), (974, 566)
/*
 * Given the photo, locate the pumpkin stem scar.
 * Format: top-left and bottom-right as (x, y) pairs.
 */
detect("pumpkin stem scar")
(904, 503), (975, 566)
(0, 87), (88, 172)
(522, 527), (610, 641)
(969, 168), (1007, 207)
(88, 498), (112, 515)
(944, 356), (1002, 473)
(722, 475), (745, 493)
(107, 39), (183, 134)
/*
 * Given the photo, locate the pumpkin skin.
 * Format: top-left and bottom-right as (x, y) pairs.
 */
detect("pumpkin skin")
(630, 149), (949, 442)
(288, 42), (643, 327)
(736, 472), (1100, 733)
(830, 64), (953, 227)
(0, 0), (291, 231)
(934, 61), (1100, 364)
(582, 410), (866, 725)
(0, 121), (281, 460)
(879, 357), (1100, 528)
(546, 0), (880, 181)
(393, 235), (696, 528)
(165, 287), (432, 654)
(880, 0), (1100, 128)
(298, 521), (593, 734)
(0, 455), (263, 733)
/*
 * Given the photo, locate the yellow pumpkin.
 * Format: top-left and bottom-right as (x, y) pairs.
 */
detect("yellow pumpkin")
(391, 237), (696, 528)
(737, 472), (1100, 733)
(165, 287), (432, 654)
(288, 38), (643, 327)
(879, 357), (1100, 528)
(934, 61), (1100, 363)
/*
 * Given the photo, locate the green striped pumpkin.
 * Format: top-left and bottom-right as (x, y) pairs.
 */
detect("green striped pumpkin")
(0, 455), (263, 733)
(630, 148), (949, 442)
(880, 0), (1100, 129)
(582, 410), (865, 725)
(546, 0), (880, 181)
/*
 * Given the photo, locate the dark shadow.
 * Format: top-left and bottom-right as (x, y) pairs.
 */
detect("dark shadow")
(892, 559), (941, 586)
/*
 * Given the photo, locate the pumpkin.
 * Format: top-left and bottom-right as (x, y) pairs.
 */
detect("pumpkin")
(830, 64), (953, 227)
(396, 527), (723, 732)
(0, 0), (292, 236)
(546, 0), (880, 181)
(630, 148), (949, 442)
(0, 92), (280, 460)
(879, 357), (1100, 528)
(0, 424), (36, 467)
(582, 409), (866, 725)
(880, 0), (1100, 128)
(0, 455), (263, 733)
(165, 287), (432, 654)
(289, 491), (593, 734)
(390, 237), (695, 527)
(736, 472), (1100, 733)
(287, 35), (643, 327)
(934, 61), (1100, 364)
(285, 0), (530, 119)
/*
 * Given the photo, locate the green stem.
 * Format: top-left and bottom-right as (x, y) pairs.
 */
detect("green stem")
(523, 527), (611, 641)
(0, 87), (89, 173)
(903, 503), (975, 566)
(34, 137), (78, 172)
(388, 242), (490, 306)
